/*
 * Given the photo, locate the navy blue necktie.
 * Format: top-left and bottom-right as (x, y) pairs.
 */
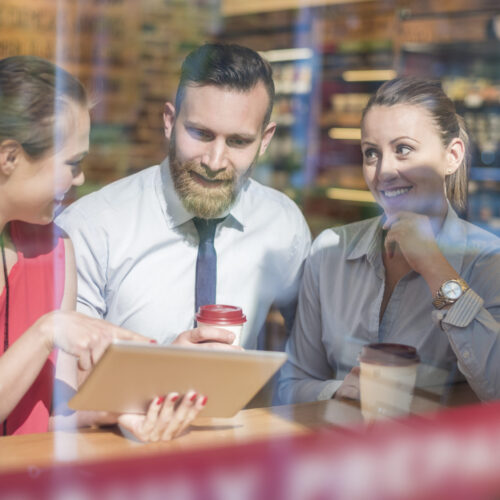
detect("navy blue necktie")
(193, 217), (223, 313)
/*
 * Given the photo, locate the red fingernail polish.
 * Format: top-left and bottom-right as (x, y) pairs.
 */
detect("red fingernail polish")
(171, 394), (179, 403)
(189, 392), (197, 402)
(201, 396), (208, 406)
(150, 339), (158, 344)
(156, 396), (165, 405)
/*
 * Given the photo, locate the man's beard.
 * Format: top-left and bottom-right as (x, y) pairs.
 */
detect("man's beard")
(168, 132), (258, 219)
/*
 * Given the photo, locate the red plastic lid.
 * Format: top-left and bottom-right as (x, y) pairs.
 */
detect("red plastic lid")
(196, 304), (247, 326)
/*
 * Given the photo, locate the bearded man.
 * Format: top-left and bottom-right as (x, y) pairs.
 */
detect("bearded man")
(57, 43), (311, 349)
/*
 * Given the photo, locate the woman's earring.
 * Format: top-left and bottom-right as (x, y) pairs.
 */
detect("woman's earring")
(446, 168), (452, 174)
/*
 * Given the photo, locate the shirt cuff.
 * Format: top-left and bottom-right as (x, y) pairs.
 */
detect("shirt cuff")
(433, 288), (484, 330)
(317, 380), (344, 400)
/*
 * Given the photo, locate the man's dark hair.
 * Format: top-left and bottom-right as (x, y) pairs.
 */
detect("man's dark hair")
(175, 43), (275, 126)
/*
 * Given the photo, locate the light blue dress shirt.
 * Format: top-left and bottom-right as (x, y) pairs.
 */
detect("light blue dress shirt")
(56, 160), (311, 348)
(278, 206), (500, 403)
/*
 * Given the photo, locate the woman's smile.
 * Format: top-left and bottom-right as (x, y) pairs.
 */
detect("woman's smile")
(381, 186), (413, 199)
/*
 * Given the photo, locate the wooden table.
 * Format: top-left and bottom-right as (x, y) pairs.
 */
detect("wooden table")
(0, 400), (349, 472)
(2, 394), (498, 500)
(0, 392), (444, 474)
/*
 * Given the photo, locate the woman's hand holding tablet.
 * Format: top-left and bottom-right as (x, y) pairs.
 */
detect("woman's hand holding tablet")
(117, 391), (207, 442)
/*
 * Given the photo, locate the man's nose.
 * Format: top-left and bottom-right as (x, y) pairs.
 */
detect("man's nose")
(202, 140), (228, 172)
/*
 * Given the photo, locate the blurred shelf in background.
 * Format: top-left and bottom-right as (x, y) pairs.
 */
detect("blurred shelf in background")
(1, 0), (498, 235)
(220, 0), (500, 235)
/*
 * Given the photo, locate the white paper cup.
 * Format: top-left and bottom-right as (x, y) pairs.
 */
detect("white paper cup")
(195, 304), (247, 346)
(359, 343), (420, 422)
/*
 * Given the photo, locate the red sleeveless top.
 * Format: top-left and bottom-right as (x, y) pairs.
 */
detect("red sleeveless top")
(0, 221), (65, 435)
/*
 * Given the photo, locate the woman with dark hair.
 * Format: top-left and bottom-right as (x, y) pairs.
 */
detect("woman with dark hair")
(0, 56), (206, 440)
(279, 77), (500, 404)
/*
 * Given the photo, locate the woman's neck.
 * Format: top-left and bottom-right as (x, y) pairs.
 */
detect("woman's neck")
(427, 198), (449, 236)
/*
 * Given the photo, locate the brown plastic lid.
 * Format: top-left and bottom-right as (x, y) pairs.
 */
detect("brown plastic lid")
(196, 304), (246, 326)
(359, 343), (420, 367)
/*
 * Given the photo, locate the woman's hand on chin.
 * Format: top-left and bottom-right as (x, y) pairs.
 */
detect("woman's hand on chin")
(382, 211), (446, 275)
(117, 391), (207, 443)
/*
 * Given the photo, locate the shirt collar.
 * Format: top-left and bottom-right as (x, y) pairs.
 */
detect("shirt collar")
(347, 215), (384, 264)
(157, 157), (247, 230)
(225, 180), (247, 229)
(156, 158), (192, 229)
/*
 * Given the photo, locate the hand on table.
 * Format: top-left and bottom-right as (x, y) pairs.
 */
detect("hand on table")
(118, 391), (207, 442)
(333, 366), (360, 401)
(173, 326), (243, 351)
(36, 310), (150, 370)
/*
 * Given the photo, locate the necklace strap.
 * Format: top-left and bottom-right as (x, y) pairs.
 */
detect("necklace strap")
(1, 232), (9, 435)
(1, 232), (8, 351)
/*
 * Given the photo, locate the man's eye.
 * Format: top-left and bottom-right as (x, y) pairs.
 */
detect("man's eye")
(228, 137), (251, 147)
(188, 128), (211, 140)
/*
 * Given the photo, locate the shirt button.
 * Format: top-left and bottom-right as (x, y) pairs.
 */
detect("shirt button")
(462, 350), (470, 359)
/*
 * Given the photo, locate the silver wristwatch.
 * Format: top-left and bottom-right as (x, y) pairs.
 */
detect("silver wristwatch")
(432, 278), (469, 309)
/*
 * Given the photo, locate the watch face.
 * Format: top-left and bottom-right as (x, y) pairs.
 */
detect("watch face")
(442, 281), (462, 299)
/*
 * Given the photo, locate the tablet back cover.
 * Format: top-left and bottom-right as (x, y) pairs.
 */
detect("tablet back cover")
(69, 342), (287, 418)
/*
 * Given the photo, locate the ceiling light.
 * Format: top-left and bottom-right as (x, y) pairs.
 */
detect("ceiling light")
(328, 128), (361, 140)
(342, 69), (397, 82)
(260, 48), (314, 63)
(326, 187), (375, 203)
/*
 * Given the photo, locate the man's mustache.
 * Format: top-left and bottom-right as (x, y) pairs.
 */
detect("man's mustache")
(186, 162), (234, 182)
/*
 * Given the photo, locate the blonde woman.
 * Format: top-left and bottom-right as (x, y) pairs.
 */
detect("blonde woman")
(279, 78), (500, 404)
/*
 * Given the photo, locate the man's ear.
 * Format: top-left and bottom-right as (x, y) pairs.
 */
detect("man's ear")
(258, 121), (276, 156)
(163, 102), (176, 140)
(445, 137), (465, 176)
(0, 140), (22, 177)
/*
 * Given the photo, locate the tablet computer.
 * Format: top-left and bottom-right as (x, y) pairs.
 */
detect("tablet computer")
(69, 341), (287, 418)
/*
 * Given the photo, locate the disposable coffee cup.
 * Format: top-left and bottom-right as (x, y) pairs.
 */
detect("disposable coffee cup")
(196, 304), (246, 346)
(359, 343), (420, 422)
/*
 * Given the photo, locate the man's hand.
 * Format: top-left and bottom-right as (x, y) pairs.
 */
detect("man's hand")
(172, 326), (243, 351)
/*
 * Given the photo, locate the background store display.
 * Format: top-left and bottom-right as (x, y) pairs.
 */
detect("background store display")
(221, 1), (500, 236)
(0, 0), (498, 235)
